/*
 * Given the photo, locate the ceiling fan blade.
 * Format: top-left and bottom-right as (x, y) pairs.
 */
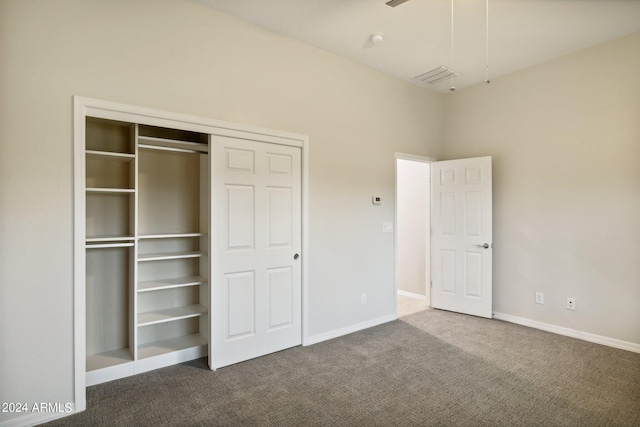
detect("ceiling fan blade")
(386, 0), (411, 7)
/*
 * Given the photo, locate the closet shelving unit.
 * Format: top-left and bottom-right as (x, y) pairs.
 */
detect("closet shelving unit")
(84, 117), (210, 386)
(84, 119), (136, 382)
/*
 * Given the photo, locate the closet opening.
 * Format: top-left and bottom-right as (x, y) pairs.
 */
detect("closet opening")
(75, 96), (309, 413)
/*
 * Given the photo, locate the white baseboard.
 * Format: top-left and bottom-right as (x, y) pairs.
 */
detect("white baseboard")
(0, 407), (74, 427)
(303, 314), (396, 346)
(397, 290), (427, 301)
(493, 312), (640, 354)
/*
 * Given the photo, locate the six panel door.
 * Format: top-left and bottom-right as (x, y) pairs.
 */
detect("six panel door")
(431, 157), (493, 318)
(210, 136), (302, 368)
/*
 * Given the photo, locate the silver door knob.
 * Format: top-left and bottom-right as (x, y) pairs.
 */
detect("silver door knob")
(476, 243), (490, 249)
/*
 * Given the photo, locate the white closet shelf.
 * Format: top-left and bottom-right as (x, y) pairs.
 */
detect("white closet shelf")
(86, 150), (135, 161)
(86, 348), (133, 371)
(137, 251), (204, 262)
(138, 233), (204, 240)
(86, 236), (136, 242)
(137, 304), (207, 327)
(138, 276), (206, 293)
(86, 187), (135, 194)
(138, 136), (208, 154)
(86, 242), (134, 249)
(137, 333), (207, 360)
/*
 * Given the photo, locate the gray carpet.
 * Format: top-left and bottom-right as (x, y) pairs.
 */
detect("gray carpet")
(46, 309), (640, 426)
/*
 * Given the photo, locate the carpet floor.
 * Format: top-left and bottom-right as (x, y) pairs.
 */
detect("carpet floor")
(46, 309), (640, 426)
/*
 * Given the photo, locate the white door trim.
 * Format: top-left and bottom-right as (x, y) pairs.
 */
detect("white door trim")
(394, 153), (435, 319)
(73, 96), (309, 414)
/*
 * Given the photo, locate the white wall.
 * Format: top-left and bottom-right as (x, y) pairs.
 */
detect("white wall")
(397, 159), (430, 298)
(443, 32), (640, 346)
(0, 0), (444, 424)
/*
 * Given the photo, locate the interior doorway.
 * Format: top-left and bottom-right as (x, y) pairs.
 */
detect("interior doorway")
(395, 155), (432, 317)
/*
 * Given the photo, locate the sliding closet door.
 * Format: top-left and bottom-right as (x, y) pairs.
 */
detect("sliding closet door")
(210, 136), (302, 369)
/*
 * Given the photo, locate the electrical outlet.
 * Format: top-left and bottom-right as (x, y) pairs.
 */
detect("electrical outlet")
(361, 293), (367, 304)
(566, 297), (576, 310)
(535, 292), (544, 304)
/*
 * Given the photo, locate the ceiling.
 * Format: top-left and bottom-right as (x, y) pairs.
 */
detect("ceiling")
(197, 0), (640, 93)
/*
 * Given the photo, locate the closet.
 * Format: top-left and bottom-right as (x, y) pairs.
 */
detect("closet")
(83, 117), (210, 386)
(75, 97), (306, 398)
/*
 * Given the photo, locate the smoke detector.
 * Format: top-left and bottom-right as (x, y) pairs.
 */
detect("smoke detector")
(370, 33), (384, 44)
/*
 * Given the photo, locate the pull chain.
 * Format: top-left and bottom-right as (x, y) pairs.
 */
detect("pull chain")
(485, 0), (490, 84)
(450, 0), (455, 91)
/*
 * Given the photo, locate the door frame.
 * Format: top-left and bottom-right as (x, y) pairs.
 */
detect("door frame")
(73, 96), (309, 413)
(394, 153), (435, 319)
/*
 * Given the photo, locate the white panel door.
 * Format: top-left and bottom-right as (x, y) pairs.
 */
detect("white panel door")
(211, 136), (301, 368)
(431, 157), (492, 318)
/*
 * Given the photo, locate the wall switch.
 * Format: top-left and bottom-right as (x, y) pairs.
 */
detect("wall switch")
(566, 297), (576, 310)
(535, 292), (544, 304)
(361, 293), (367, 304)
(382, 222), (393, 233)
(372, 196), (382, 205)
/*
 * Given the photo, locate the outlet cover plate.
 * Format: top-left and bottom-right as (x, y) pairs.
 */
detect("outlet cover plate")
(566, 297), (576, 310)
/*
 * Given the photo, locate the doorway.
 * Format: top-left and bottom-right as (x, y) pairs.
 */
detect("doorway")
(395, 155), (432, 317)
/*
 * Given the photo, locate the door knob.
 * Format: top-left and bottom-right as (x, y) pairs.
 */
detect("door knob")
(293, 254), (300, 260)
(476, 243), (490, 249)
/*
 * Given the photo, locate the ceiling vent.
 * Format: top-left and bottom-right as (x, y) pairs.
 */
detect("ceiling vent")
(413, 66), (459, 85)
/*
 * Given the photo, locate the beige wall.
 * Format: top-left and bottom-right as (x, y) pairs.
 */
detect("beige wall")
(2, 0), (639, 423)
(0, 0), (443, 423)
(443, 32), (640, 345)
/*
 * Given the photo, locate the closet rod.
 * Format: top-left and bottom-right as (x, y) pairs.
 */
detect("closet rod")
(138, 136), (209, 153)
(138, 144), (202, 155)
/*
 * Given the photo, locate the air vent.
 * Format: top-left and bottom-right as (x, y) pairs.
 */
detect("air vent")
(413, 67), (459, 85)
